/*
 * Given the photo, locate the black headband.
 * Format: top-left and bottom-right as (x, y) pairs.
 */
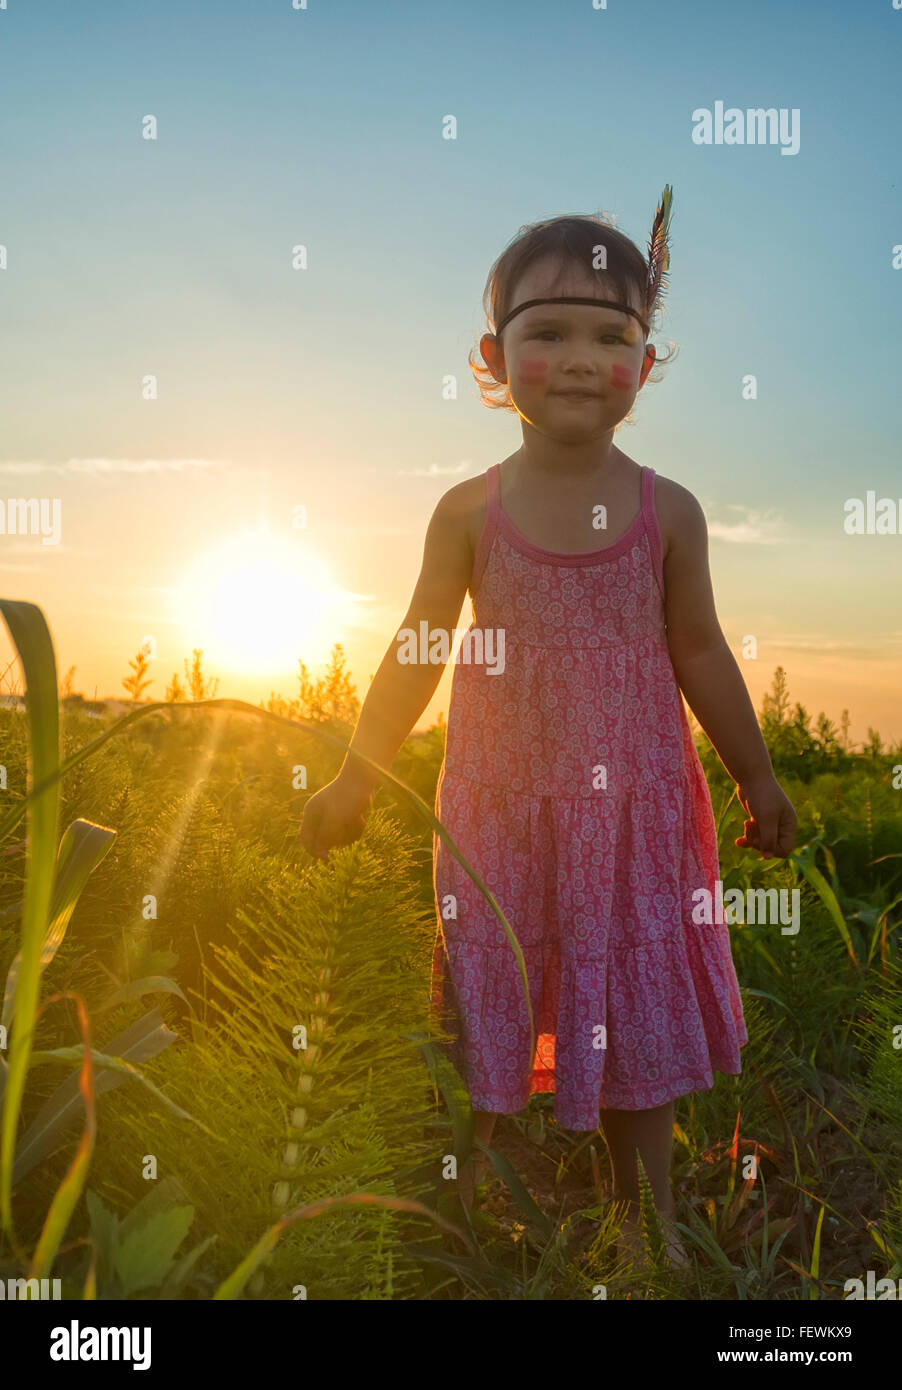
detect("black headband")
(493, 296), (650, 339)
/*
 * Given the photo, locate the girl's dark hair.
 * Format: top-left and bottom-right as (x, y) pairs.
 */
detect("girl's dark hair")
(469, 212), (675, 411)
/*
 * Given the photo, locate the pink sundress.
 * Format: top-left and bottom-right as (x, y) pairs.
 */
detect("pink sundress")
(430, 462), (748, 1130)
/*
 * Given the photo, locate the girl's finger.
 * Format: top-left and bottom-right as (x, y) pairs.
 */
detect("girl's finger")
(775, 814), (798, 857)
(758, 821), (777, 857)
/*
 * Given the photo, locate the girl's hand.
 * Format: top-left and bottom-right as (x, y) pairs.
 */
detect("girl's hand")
(734, 775), (797, 860)
(299, 774), (373, 862)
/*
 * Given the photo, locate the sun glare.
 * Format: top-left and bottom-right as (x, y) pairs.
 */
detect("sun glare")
(175, 529), (360, 675)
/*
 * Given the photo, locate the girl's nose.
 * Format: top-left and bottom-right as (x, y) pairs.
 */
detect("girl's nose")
(560, 349), (596, 371)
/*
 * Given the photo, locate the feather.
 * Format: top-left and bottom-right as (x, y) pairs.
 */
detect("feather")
(646, 184), (673, 319)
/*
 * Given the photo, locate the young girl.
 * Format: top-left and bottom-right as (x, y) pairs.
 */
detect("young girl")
(300, 187), (798, 1248)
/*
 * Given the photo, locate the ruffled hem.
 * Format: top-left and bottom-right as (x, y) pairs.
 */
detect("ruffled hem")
(430, 744), (749, 1130)
(430, 928), (748, 1131)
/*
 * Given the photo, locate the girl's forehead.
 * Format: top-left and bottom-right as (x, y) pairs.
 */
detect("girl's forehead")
(514, 256), (640, 303)
(510, 269), (645, 321)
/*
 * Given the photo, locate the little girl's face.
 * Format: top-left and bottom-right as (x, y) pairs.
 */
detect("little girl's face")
(481, 257), (651, 437)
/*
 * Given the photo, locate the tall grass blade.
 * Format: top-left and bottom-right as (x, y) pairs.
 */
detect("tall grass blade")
(404, 1031), (473, 1165)
(24, 1045), (215, 1139)
(474, 1138), (554, 1239)
(0, 599), (61, 1233)
(809, 1203), (825, 1300)
(98, 976), (188, 1013)
(28, 993), (95, 1278)
(1, 819), (115, 1031)
(789, 843), (858, 966)
(12, 1009), (180, 1185)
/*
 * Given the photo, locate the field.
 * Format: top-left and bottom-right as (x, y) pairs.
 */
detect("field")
(1, 600), (901, 1301)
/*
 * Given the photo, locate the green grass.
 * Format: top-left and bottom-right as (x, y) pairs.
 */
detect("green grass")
(1, 610), (901, 1299)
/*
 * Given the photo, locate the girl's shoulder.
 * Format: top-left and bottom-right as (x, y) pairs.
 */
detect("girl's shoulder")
(433, 470), (491, 571)
(650, 475), (706, 556)
(648, 469), (708, 567)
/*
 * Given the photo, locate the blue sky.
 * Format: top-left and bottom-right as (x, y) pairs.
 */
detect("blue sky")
(1, 0), (900, 738)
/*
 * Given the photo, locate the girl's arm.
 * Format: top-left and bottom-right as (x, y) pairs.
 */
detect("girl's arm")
(657, 479), (797, 859)
(334, 483), (474, 797)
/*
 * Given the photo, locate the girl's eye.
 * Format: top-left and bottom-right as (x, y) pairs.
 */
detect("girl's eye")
(534, 331), (624, 344)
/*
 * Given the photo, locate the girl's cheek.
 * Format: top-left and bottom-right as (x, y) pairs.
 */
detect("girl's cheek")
(518, 358), (549, 387)
(609, 363), (636, 390)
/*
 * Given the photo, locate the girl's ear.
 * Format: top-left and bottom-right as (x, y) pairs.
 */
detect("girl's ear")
(480, 332), (508, 384)
(638, 344), (656, 387)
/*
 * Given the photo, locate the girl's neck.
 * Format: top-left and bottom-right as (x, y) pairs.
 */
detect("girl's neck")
(514, 432), (620, 483)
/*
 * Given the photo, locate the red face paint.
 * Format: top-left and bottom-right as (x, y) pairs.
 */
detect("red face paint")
(610, 363), (635, 390)
(519, 358), (548, 386)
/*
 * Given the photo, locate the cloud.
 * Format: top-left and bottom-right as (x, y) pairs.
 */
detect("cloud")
(772, 634), (902, 659)
(707, 505), (788, 544)
(67, 458), (223, 475)
(0, 458), (224, 476)
(323, 525), (414, 536)
(395, 461), (473, 478)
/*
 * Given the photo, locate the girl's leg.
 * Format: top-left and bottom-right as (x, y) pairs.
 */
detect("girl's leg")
(598, 1100), (675, 1214)
(459, 1110), (498, 1210)
(599, 1100), (688, 1267)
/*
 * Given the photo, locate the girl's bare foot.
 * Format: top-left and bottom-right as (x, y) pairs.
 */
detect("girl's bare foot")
(615, 1204), (689, 1271)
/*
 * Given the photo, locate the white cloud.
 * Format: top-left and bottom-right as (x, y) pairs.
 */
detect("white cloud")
(707, 505), (788, 544)
(395, 461), (473, 478)
(0, 458), (224, 476)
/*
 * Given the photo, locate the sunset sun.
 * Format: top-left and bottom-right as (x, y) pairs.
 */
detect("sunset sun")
(174, 528), (360, 674)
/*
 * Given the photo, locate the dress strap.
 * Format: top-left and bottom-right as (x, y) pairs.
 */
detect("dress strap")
(641, 466), (666, 603)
